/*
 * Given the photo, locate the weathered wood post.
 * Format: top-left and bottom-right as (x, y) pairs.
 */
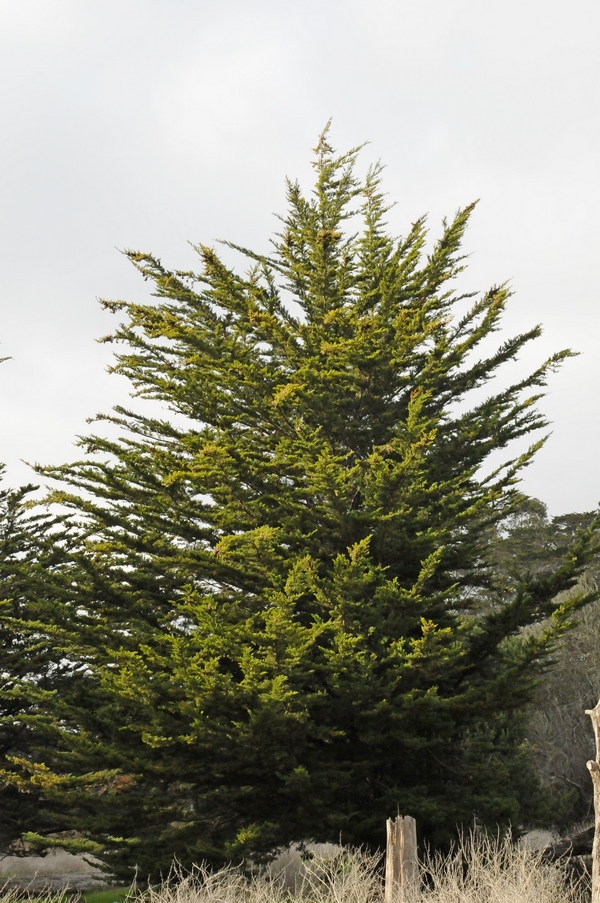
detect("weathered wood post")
(587, 701), (600, 903)
(385, 815), (418, 903)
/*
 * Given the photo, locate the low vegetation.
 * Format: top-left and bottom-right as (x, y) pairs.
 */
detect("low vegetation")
(86, 837), (586, 903)
(81, 890), (130, 903)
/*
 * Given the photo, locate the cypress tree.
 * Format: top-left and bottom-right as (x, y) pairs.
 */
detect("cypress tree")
(25, 131), (598, 876)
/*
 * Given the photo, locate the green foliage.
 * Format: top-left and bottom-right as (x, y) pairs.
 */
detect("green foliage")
(14, 131), (598, 877)
(487, 497), (599, 587)
(0, 465), (79, 849)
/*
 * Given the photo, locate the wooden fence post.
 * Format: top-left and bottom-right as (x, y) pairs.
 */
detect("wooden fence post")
(384, 815), (418, 903)
(586, 700), (600, 903)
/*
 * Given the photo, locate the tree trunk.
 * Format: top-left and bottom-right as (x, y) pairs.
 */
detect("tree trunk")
(586, 700), (600, 903)
(384, 815), (418, 903)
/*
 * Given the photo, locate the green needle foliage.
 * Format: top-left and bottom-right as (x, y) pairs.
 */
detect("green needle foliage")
(0, 466), (81, 850)
(25, 131), (598, 877)
(0, 355), (63, 846)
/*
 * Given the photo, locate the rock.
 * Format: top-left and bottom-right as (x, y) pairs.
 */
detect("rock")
(0, 847), (109, 891)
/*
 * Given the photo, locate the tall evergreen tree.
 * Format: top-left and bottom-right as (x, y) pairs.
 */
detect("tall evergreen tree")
(19, 132), (598, 877)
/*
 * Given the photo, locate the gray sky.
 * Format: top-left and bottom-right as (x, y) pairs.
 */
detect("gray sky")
(0, 0), (598, 515)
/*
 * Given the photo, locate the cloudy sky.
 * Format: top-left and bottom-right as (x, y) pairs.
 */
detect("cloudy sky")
(0, 0), (598, 514)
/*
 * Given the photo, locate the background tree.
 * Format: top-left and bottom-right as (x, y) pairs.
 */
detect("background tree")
(14, 132), (598, 878)
(526, 586), (600, 827)
(486, 496), (600, 825)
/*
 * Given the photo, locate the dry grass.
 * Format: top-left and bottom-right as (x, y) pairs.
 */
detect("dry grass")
(0, 891), (75, 903)
(134, 851), (381, 903)
(118, 832), (588, 903)
(416, 831), (587, 903)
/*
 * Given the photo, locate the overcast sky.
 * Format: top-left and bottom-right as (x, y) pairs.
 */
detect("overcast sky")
(0, 0), (598, 515)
